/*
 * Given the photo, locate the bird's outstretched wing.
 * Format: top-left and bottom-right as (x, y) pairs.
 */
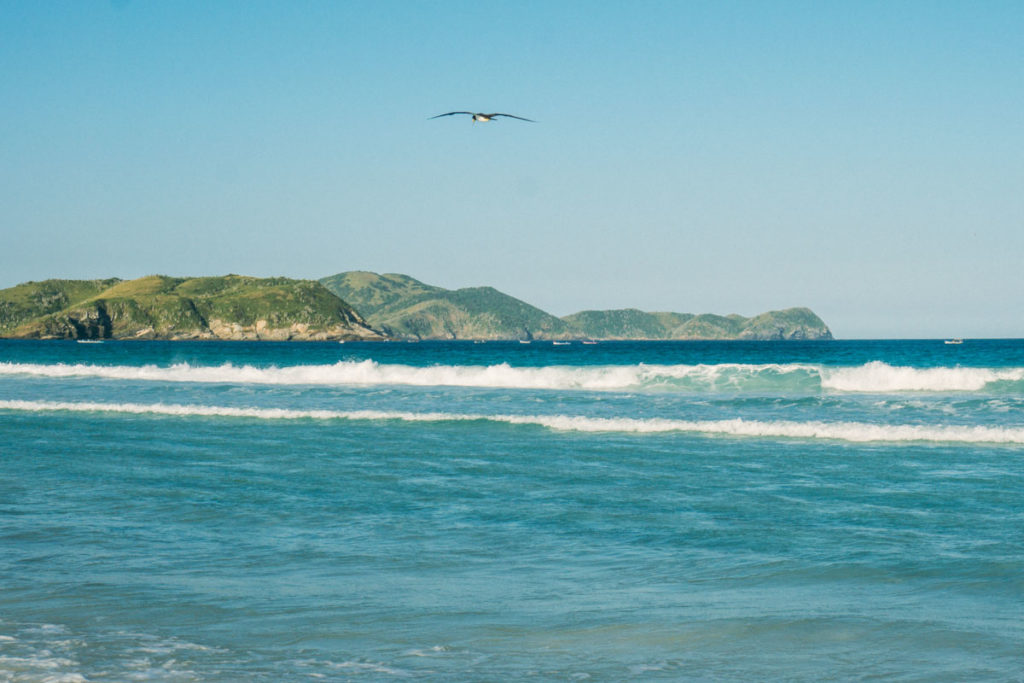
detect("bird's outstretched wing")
(429, 111), (474, 119)
(487, 113), (536, 122)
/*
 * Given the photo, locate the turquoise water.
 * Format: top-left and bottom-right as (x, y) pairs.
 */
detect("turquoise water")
(1, 340), (1022, 680)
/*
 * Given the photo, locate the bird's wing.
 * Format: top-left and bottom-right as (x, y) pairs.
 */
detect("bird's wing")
(488, 113), (536, 122)
(429, 111), (475, 119)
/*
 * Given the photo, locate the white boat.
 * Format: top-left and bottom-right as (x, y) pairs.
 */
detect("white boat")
(76, 339), (104, 344)
(552, 341), (570, 346)
(582, 340), (598, 345)
(519, 340), (531, 344)
(944, 338), (964, 345)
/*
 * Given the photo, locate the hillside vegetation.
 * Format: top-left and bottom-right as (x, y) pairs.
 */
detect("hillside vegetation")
(2, 271), (833, 341)
(563, 307), (832, 340)
(0, 278), (122, 334)
(321, 271), (833, 340)
(1, 275), (382, 341)
(320, 271), (575, 340)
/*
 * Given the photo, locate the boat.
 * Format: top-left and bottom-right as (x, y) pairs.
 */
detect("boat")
(519, 340), (531, 344)
(552, 341), (570, 346)
(76, 339), (104, 344)
(582, 340), (598, 345)
(944, 338), (964, 345)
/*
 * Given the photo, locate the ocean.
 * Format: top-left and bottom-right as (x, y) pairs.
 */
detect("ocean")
(1, 339), (1022, 681)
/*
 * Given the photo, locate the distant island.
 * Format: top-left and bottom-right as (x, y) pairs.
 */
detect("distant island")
(0, 271), (833, 341)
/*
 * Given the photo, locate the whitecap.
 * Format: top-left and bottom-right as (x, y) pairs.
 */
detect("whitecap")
(3, 399), (1022, 444)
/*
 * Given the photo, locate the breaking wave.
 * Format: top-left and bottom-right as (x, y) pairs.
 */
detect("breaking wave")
(819, 361), (1024, 392)
(2, 399), (1022, 444)
(2, 359), (1024, 394)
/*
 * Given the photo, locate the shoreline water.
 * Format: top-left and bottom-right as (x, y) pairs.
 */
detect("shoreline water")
(3, 339), (1022, 680)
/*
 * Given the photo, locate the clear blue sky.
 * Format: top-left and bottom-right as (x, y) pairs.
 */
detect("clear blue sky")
(2, 1), (1022, 338)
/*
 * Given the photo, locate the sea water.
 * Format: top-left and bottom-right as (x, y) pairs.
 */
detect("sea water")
(1, 339), (1022, 681)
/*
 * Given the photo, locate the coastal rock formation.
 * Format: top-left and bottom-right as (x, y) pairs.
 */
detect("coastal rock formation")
(2, 275), (383, 341)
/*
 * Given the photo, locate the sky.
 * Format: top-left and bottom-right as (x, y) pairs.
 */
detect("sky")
(2, 1), (1022, 338)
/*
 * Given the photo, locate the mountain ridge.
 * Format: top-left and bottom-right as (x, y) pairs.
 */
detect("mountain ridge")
(1, 272), (833, 341)
(320, 271), (833, 341)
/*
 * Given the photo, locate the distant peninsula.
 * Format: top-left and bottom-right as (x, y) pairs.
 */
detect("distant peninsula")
(0, 271), (833, 341)
(320, 271), (833, 341)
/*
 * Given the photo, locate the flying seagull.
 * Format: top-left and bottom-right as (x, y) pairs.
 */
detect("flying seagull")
(430, 111), (535, 123)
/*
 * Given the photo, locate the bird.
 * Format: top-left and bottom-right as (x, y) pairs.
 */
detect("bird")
(429, 111), (535, 123)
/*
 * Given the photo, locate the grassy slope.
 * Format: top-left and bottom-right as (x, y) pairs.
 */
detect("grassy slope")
(318, 272), (443, 318)
(737, 307), (833, 340)
(561, 309), (672, 339)
(0, 278), (122, 334)
(3, 273), (833, 341)
(320, 272), (575, 339)
(7, 275), (378, 340)
(563, 308), (831, 340)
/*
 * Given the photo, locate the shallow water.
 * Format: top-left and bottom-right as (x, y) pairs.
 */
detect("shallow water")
(1, 340), (1022, 680)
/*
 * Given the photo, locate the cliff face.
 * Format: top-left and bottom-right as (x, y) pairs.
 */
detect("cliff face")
(320, 272), (575, 340)
(2, 275), (383, 341)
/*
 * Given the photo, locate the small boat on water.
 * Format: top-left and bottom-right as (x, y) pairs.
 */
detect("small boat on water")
(519, 340), (531, 344)
(944, 338), (964, 345)
(553, 341), (570, 346)
(76, 339), (104, 344)
(582, 340), (598, 345)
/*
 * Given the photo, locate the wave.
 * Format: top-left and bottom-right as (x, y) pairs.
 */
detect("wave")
(1, 360), (1022, 394)
(2, 399), (1022, 444)
(819, 361), (1024, 392)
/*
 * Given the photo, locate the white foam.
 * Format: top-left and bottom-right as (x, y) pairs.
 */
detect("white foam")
(0, 359), (742, 390)
(2, 399), (1021, 444)
(4, 359), (1021, 394)
(821, 361), (1024, 392)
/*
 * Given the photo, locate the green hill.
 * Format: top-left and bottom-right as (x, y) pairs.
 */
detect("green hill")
(2, 275), (383, 341)
(320, 271), (575, 340)
(321, 271), (833, 341)
(0, 278), (122, 335)
(559, 309), (693, 339)
(562, 307), (832, 340)
(736, 307), (834, 340)
(3, 272), (834, 341)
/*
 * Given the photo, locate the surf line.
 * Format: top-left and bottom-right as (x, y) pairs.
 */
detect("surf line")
(4, 360), (1023, 393)
(1, 399), (1022, 444)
